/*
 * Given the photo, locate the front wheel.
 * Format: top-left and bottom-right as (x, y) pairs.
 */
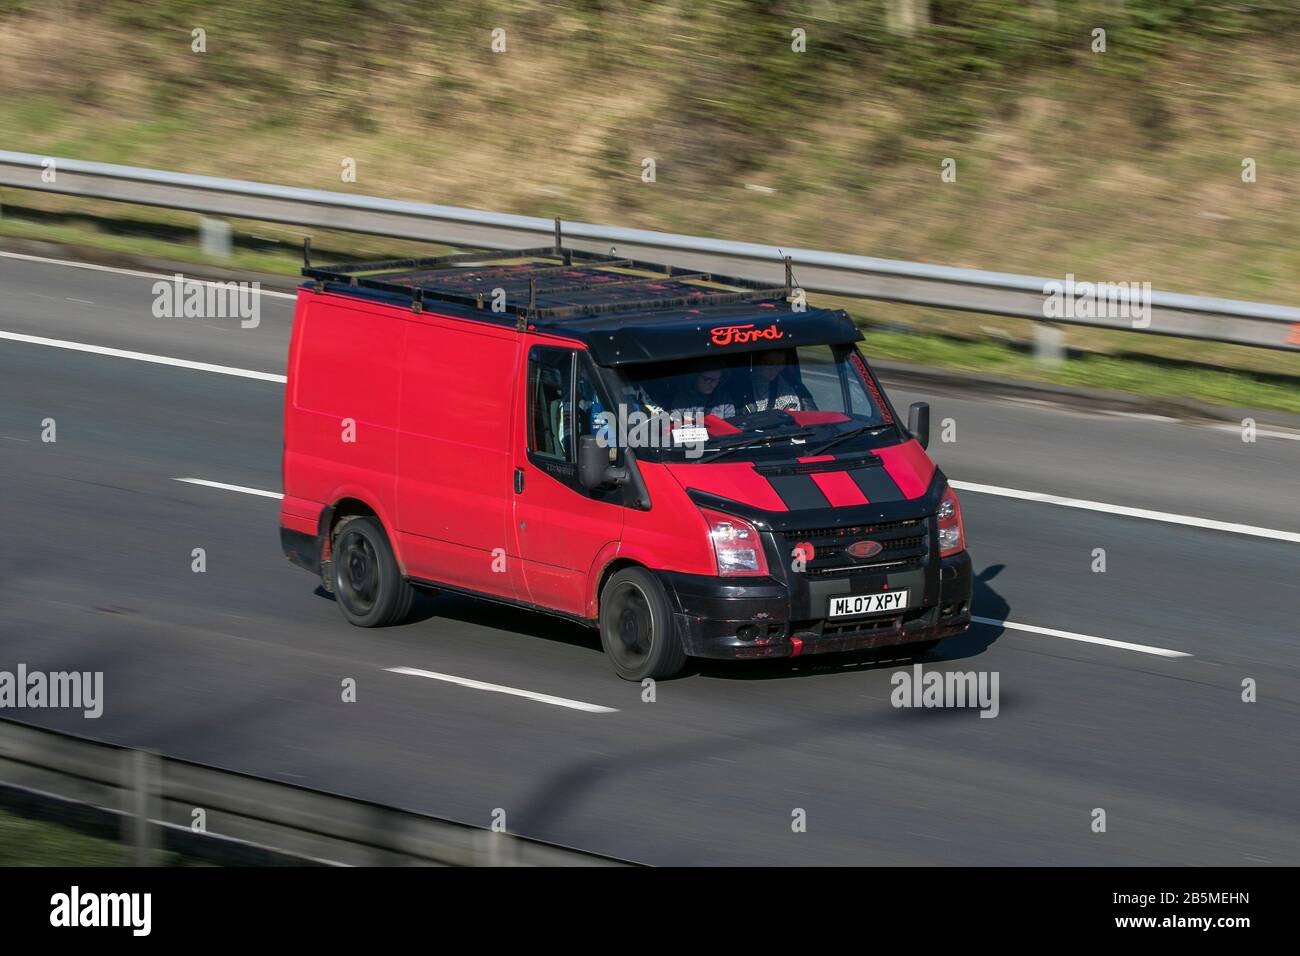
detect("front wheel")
(598, 567), (687, 681)
(330, 515), (415, 627)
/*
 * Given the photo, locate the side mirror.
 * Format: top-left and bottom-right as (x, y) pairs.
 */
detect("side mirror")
(578, 434), (613, 489)
(908, 401), (931, 450)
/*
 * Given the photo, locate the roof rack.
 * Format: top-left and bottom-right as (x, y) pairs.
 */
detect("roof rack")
(301, 220), (795, 329)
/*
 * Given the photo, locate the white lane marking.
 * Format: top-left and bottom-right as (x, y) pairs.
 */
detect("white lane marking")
(995, 395), (1064, 409)
(175, 477), (283, 499)
(950, 479), (1300, 544)
(0, 330), (287, 383)
(176, 476), (619, 712)
(387, 666), (619, 714)
(1102, 410), (1180, 423)
(1207, 422), (1300, 442)
(971, 616), (1192, 658)
(176, 469), (1300, 551)
(0, 250), (297, 298)
(66, 297), (94, 305)
(7, 255), (1295, 447)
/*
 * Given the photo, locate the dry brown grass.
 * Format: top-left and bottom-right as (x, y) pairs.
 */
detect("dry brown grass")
(1, 8), (1298, 325)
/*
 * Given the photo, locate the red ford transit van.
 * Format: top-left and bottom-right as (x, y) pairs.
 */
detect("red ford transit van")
(280, 241), (972, 679)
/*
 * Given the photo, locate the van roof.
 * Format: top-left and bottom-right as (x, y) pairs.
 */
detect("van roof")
(301, 238), (862, 366)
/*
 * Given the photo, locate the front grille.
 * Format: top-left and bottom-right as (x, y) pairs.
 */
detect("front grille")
(822, 615), (902, 636)
(790, 518), (920, 539)
(782, 518), (930, 577)
(794, 607), (933, 639)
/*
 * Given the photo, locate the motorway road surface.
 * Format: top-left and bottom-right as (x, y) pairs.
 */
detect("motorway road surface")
(1, 251), (1298, 865)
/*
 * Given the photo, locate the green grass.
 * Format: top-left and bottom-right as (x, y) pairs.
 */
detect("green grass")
(0, 210), (304, 275)
(0, 806), (186, 866)
(0, 199), (450, 277)
(861, 328), (1300, 416)
(3, 2), (1300, 315)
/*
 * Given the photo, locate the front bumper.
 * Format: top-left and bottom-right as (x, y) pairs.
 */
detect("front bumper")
(658, 550), (972, 660)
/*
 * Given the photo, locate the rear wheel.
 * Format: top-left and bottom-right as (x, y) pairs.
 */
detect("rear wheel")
(330, 515), (415, 627)
(598, 567), (686, 681)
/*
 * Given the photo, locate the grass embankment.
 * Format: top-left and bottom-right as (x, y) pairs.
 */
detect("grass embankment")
(0, 1), (1297, 412)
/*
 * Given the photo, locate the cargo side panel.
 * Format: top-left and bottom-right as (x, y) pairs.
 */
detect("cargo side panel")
(284, 292), (405, 552)
(397, 314), (520, 598)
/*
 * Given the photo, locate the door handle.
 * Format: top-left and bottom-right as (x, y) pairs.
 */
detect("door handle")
(514, 467), (525, 494)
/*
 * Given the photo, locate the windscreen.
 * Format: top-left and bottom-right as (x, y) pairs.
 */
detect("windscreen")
(596, 344), (899, 461)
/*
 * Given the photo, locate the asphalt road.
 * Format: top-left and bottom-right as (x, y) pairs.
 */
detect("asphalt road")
(1, 251), (1298, 865)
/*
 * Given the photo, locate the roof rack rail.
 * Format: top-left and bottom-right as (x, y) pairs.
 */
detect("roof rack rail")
(300, 222), (793, 324)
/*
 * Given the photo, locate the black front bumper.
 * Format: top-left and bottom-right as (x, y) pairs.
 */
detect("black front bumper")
(657, 550), (972, 660)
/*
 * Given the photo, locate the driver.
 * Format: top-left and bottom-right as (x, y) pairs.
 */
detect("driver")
(671, 365), (736, 421)
(742, 348), (815, 414)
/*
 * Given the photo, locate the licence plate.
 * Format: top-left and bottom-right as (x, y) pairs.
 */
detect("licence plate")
(829, 589), (909, 618)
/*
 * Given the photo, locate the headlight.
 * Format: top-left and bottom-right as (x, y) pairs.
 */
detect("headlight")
(700, 508), (769, 576)
(937, 485), (966, 557)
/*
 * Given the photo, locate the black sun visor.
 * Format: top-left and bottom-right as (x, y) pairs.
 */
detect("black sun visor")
(578, 307), (863, 366)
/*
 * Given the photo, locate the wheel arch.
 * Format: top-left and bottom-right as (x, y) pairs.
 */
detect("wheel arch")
(590, 556), (648, 621)
(319, 492), (404, 572)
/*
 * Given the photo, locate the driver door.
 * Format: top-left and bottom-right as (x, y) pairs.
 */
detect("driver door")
(511, 343), (625, 616)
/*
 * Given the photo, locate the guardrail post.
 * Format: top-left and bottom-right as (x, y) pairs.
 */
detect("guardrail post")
(1034, 322), (1066, 367)
(127, 749), (158, 866)
(477, 829), (518, 866)
(199, 216), (232, 258)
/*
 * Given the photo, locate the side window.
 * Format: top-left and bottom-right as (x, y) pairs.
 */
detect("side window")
(575, 359), (609, 450)
(527, 347), (627, 505)
(528, 347), (574, 461)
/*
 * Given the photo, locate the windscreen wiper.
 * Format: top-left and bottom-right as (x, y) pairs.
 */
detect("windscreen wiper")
(806, 423), (892, 458)
(700, 431), (816, 462)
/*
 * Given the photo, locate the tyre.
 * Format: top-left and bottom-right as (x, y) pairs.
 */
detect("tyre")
(598, 567), (687, 680)
(330, 515), (416, 627)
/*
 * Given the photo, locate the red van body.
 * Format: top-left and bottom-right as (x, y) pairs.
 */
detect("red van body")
(280, 248), (972, 679)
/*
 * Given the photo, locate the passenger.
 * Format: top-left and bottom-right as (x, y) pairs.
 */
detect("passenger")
(743, 348), (815, 413)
